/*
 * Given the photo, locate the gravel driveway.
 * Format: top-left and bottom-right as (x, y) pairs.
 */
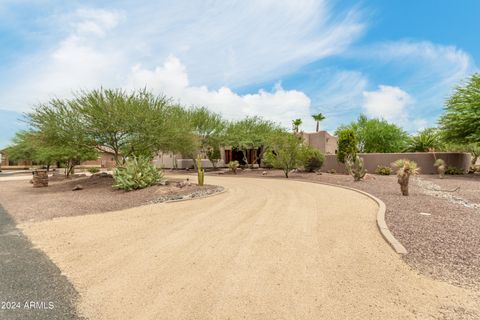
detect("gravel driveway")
(19, 176), (480, 319)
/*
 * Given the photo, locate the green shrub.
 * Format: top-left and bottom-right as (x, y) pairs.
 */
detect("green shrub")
(445, 166), (464, 175)
(337, 128), (357, 163)
(113, 156), (163, 191)
(302, 148), (325, 172)
(87, 167), (100, 174)
(375, 165), (392, 175)
(228, 160), (239, 174)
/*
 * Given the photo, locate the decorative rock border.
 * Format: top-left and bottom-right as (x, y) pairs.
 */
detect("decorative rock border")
(151, 186), (226, 204)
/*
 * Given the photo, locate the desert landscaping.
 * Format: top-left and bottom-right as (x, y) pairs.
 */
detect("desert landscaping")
(1, 2), (480, 319)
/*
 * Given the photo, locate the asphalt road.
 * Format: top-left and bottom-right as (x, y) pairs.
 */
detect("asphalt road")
(0, 204), (83, 319)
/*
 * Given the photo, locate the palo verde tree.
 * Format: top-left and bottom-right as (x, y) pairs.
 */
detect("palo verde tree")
(312, 113), (326, 132)
(336, 115), (408, 153)
(224, 116), (278, 166)
(440, 73), (480, 145)
(72, 88), (194, 164)
(26, 98), (98, 176)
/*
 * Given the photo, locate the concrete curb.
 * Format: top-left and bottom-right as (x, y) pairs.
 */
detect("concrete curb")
(288, 179), (408, 255)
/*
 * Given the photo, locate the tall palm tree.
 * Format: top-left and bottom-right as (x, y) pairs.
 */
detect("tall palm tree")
(312, 113), (326, 132)
(292, 119), (302, 133)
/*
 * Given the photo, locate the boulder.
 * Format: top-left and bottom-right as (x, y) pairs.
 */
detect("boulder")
(72, 185), (83, 191)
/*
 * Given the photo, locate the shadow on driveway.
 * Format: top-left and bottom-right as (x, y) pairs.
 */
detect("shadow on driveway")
(0, 205), (84, 319)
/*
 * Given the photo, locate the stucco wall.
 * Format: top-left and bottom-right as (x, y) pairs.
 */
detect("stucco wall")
(322, 152), (472, 174)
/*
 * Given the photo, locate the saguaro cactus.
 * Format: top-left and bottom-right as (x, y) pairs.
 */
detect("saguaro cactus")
(345, 155), (366, 181)
(196, 155), (205, 186)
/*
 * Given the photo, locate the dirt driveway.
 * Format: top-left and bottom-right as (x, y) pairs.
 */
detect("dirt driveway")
(19, 176), (479, 319)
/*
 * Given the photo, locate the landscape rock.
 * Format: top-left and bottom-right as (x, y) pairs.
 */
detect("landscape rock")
(72, 185), (83, 191)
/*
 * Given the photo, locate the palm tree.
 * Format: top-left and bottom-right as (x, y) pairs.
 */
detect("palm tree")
(292, 119), (302, 133)
(312, 113), (326, 132)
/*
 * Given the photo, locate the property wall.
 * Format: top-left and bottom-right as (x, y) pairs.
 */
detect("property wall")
(322, 152), (472, 174)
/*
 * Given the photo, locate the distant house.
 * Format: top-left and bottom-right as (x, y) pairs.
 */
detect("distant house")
(0, 147), (33, 168)
(302, 131), (338, 154)
(80, 146), (119, 169)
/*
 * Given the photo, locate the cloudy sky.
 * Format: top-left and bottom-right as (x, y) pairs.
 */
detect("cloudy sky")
(0, 0), (479, 148)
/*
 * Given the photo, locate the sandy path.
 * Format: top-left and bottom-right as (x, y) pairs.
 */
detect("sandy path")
(19, 176), (479, 319)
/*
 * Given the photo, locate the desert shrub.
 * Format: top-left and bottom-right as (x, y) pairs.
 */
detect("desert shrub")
(302, 148), (325, 172)
(113, 156), (163, 191)
(228, 160), (239, 174)
(87, 167), (100, 174)
(328, 169), (336, 174)
(445, 166), (464, 175)
(375, 165), (392, 175)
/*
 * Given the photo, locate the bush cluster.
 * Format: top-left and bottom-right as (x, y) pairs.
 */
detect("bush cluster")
(445, 166), (464, 175)
(374, 165), (392, 175)
(302, 148), (325, 172)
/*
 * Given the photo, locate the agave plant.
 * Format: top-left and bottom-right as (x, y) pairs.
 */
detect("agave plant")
(393, 159), (420, 196)
(434, 158), (446, 179)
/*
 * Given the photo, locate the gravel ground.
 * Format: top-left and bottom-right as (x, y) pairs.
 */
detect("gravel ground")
(210, 169), (480, 291)
(0, 174), (221, 223)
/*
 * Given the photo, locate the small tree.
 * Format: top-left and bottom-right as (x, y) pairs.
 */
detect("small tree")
(264, 132), (306, 178)
(393, 159), (420, 196)
(206, 147), (221, 169)
(337, 128), (357, 163)
(312, 113), (326, 132)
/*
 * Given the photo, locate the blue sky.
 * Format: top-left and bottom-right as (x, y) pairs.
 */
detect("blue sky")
(0, 0), (479, 148)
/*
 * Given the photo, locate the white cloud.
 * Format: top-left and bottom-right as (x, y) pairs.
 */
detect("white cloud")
(127, 56), (311, 129)
(0, 1), (364, 113)
(362, 85), (412, 122)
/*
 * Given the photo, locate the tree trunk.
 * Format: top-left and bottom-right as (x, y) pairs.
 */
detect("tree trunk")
(284, 169), (289, 178)
(397, 173), (410, 196)
(316, 122), (319, 132)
